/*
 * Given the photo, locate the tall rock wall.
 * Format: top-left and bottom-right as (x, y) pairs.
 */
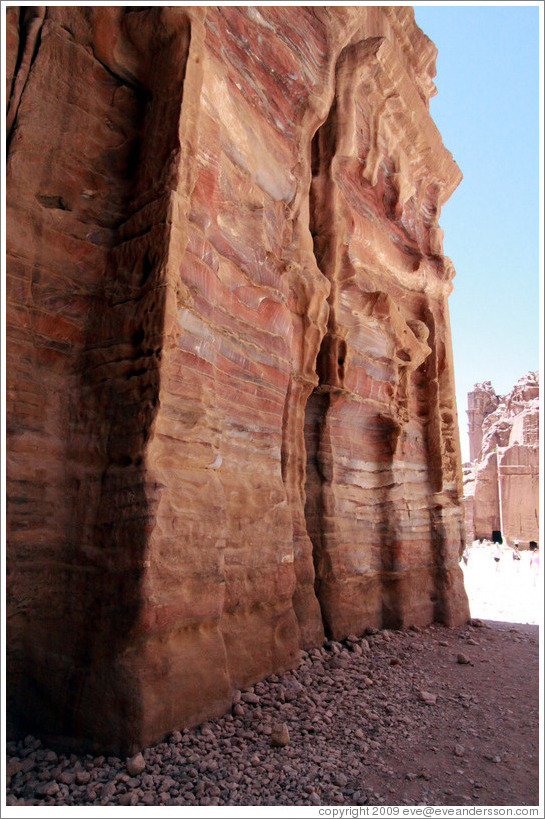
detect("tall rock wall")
(6, 5), (469, 754)
(463, 372), (540, 546)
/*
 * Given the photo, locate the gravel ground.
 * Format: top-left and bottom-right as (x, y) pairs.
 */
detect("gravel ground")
(4, 615), (540, 810)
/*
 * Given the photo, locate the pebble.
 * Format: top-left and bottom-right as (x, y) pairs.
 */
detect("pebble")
(126, 753), (146, 777)
(457, 653), (471, 664)
(241, 692), (260, 704)
(6, 759), (22, 778)
(35, 781), (59, 797)
(270, 723), (290, 747)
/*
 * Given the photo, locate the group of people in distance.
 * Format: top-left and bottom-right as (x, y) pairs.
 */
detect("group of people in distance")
(462, 537), (540, 584)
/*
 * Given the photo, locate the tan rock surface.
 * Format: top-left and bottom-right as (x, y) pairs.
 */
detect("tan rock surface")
(6, 6), (468, 753)
(464, 372), (539, 546)
(466, 380), (499, 462)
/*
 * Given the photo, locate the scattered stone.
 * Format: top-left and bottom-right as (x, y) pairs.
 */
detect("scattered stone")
(270, 723), (290, 747)
(126, 753), (146, 777)
(457, 653), (471, 665)
(119, 792), (139, 806)
(35, 781), (60, 797)
(6, 759), (22, 778)
(4, 620), (537, 807)
(241, 692), (259, 704)
(101, 781), (117, 800)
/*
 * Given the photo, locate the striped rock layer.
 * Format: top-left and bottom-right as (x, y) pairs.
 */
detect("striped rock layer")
(6, 6), (469, 753)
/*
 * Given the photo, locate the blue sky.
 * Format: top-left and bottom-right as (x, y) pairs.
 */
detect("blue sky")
(413, 3), (541, 462)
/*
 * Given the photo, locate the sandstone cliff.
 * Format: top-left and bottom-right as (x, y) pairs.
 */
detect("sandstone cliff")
(463, 372), (539, 546)
(6, 5), (469, 753)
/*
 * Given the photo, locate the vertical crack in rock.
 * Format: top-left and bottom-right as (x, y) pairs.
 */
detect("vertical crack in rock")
(303, 98), (347, 639)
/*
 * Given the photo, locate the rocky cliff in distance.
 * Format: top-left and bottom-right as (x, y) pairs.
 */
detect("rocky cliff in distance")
(463, 372), (539, 547)
(6, 5), (469, 754)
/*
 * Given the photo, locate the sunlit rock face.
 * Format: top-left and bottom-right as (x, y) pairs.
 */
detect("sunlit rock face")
(6, 5), (469, 753)
(464, 372), (539, 546)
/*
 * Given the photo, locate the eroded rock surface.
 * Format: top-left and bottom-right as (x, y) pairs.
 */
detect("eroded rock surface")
(6, 5), (468, 753)
(463, 372), (539, 546)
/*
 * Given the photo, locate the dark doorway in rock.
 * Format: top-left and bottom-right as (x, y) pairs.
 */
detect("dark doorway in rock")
(492, 530), (503, 544)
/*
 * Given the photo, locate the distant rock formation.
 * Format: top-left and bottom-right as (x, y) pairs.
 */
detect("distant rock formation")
(6, 5), (469, 753)
(466, 381), (500, 462)
(463, 372), (539, 547)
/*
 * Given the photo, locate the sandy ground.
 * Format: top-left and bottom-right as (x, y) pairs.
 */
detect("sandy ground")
(461, 541), (541, 625)
(4, 544), (542, 812)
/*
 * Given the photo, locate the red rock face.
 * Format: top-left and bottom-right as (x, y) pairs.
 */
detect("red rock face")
(6, 6), (469, 753)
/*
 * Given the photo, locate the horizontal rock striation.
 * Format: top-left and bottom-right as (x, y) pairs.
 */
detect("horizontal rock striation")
(6, 5), (469, 753)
